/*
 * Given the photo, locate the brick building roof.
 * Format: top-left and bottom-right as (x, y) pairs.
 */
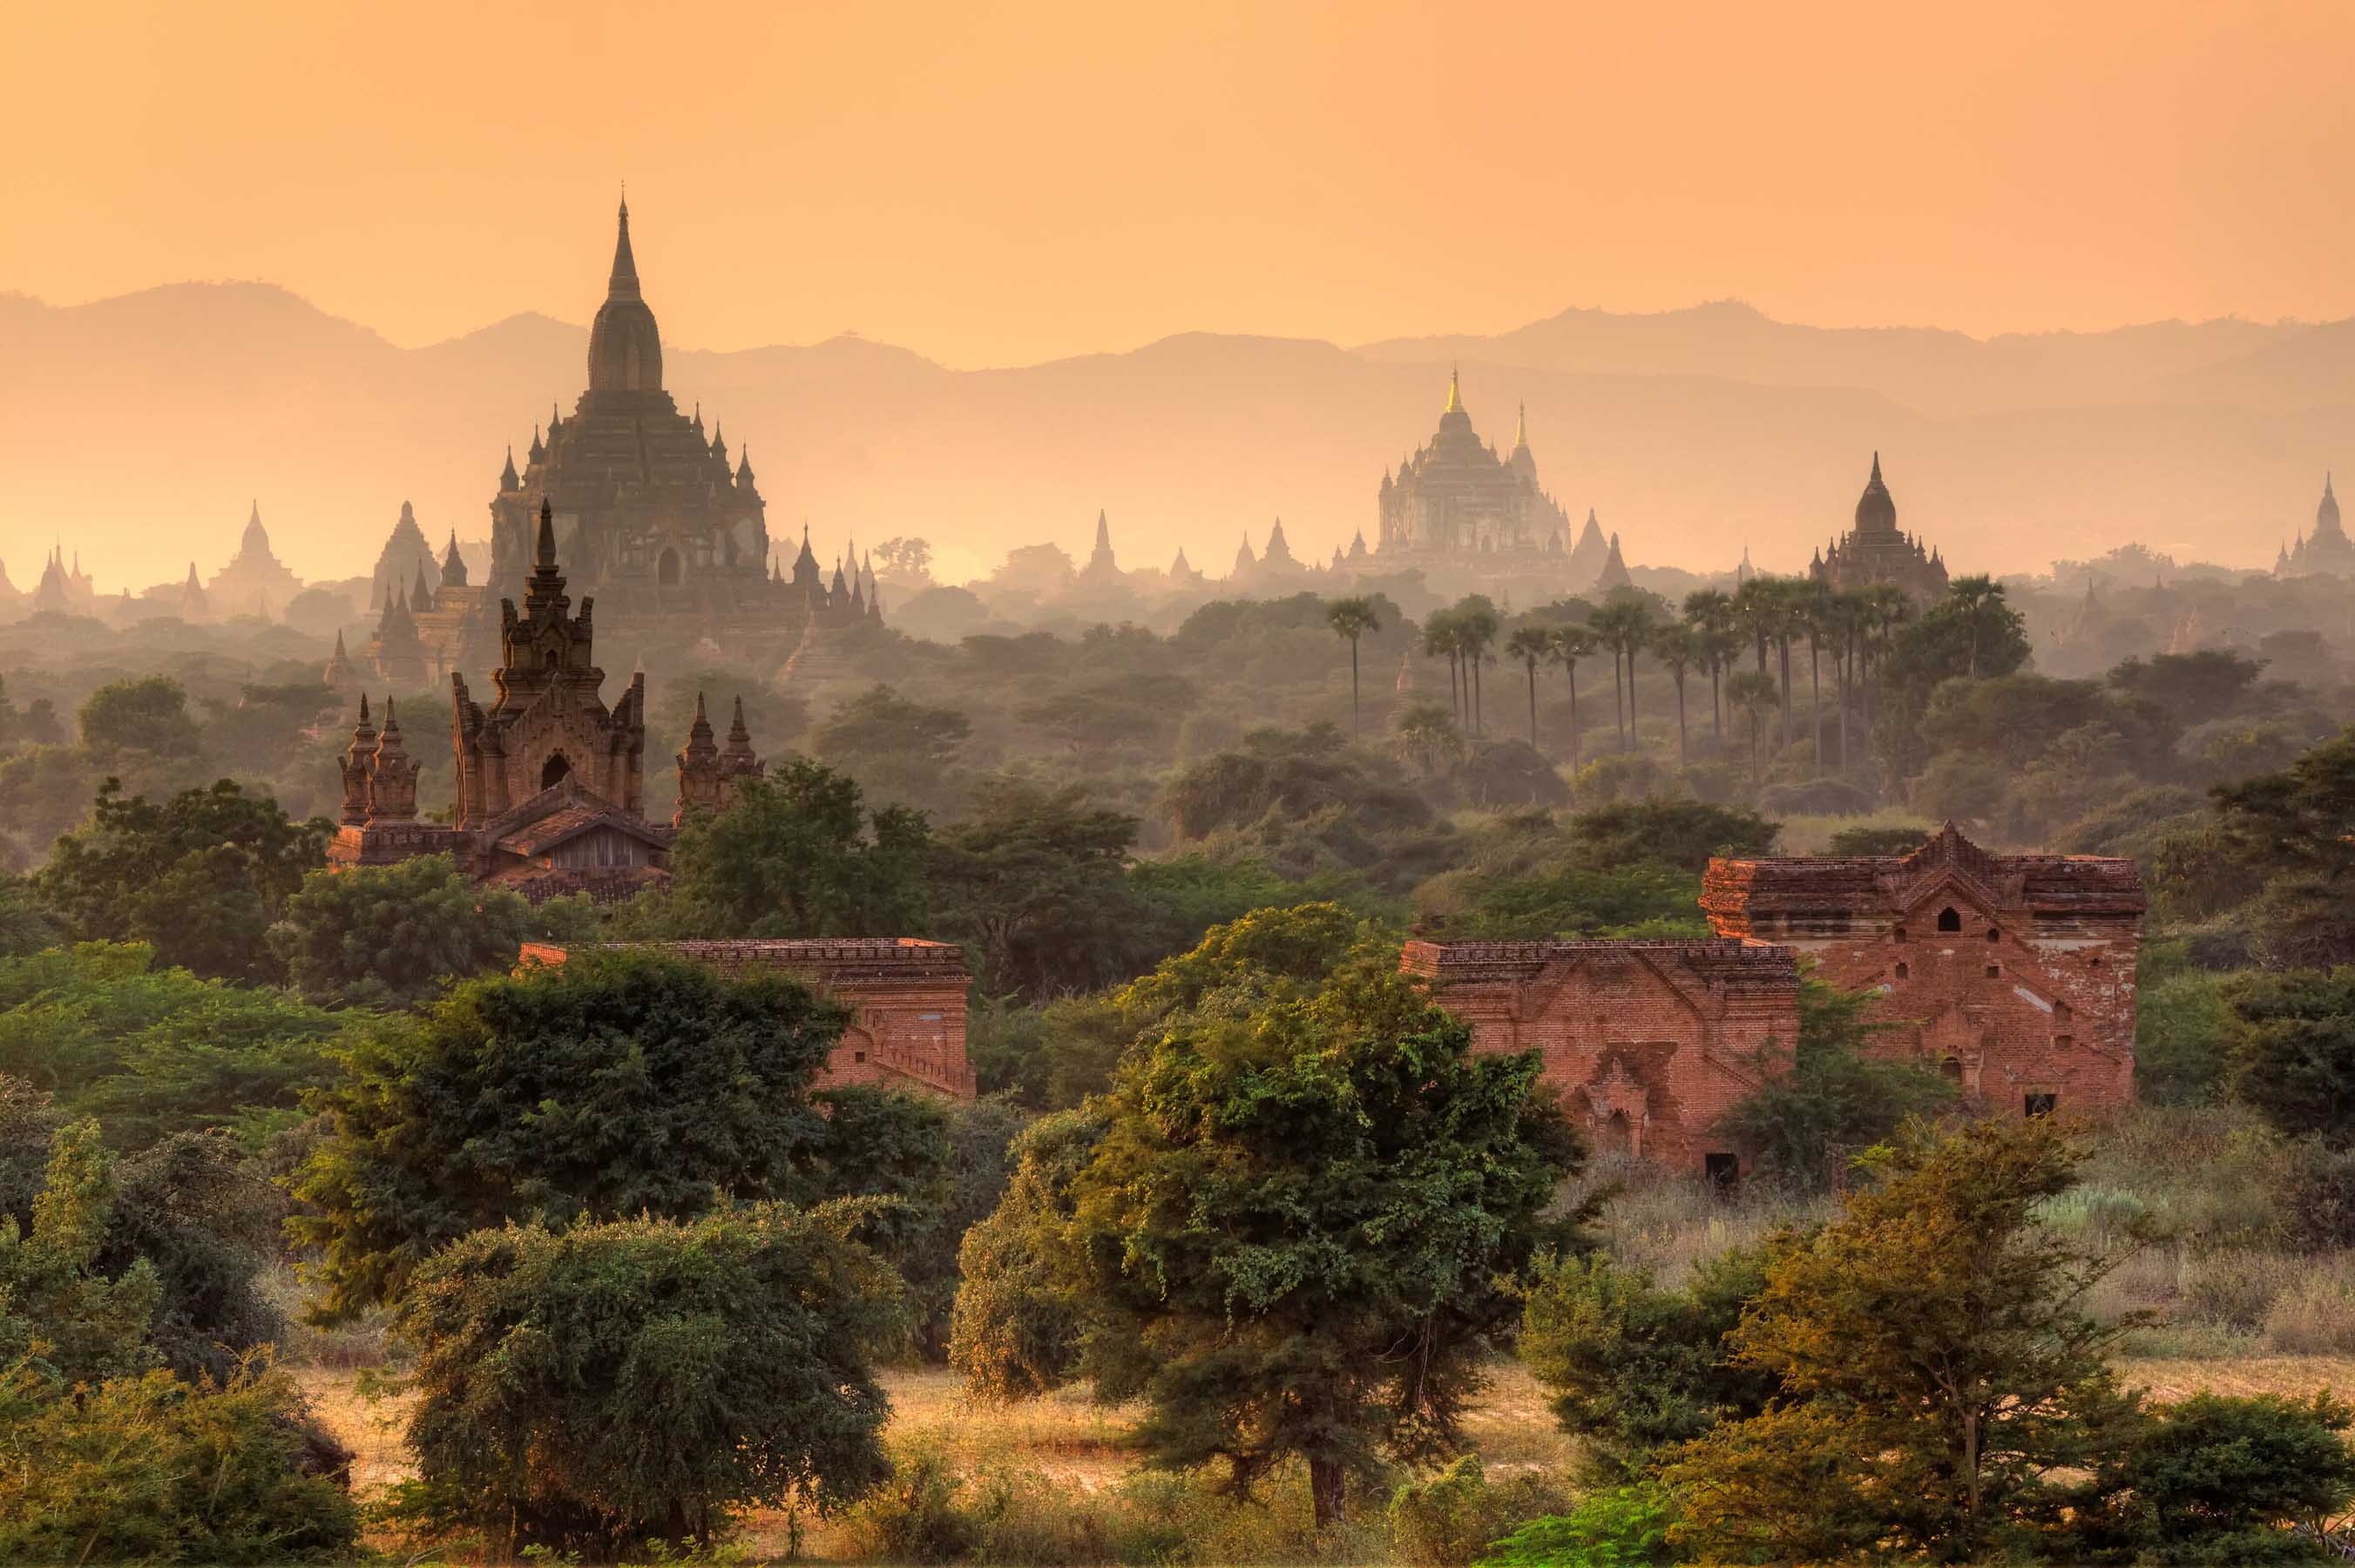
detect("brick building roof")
(1702, 821), (2146, 922)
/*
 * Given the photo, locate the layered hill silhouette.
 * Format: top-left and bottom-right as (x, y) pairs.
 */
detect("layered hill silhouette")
(4, 283), (2352, 591)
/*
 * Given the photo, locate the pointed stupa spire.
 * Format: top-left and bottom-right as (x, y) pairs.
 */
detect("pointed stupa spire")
(608, 191), (641, 299)
(500, 445), (520, 491)
(1513, 400), (1528, 449)
(1444, 364), (1461, 415)
(1095, 509), (1111, 552)
(535, 498), (558, 570)
(736, 445), (755, 486)
(528, 423), (545, 463)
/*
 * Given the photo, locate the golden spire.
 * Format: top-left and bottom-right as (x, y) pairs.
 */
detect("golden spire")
(1444, 364), (1461, 415)
(1514, 400), (1527, 448)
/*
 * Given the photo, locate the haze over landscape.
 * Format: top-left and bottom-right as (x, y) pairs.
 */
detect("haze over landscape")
(10, 0), (2355, 588)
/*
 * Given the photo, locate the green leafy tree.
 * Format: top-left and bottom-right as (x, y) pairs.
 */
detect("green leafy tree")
(2193, 726), (2355, 966)
(2086, 1391), (2355, 1564)
(293, 948), (860, 1317)
(0, 943), (350, 1150)
(1649, 622), (1697, 765)
(1590, 598), (1655, 752)
(1504, 625), (1553, 750)
(649, 758), (935, 940)
(397, 1204), (903, 1557)
(809, 683), (972, 811)
(1519, 1247), (1775, 1478)
(0, 1119), (160, 1383)
(1713, 972), (1957, 1188)
(1662, 1118), (2143, 1565)
(930, 783), (1144, 998)
(268, 853), (565, 1008)
(35, 779), (329, 982)
(77, 675), (204, 759)
(1059, 912), (1582, 1526)
(2221, 968), (2355, 1144)
(1325, 596), (1383, 738)
(949, 1109), (1106, 1398)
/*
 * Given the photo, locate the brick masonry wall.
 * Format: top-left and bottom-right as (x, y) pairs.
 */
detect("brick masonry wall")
(1700, 828), (2143, 1120)
(1402, 940), (1801, 1173)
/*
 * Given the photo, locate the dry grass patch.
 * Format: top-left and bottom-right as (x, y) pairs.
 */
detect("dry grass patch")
(2117, 1355), (2355, 1404)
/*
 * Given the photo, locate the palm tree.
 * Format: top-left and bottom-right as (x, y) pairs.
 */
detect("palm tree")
(1794, 578), (1831, 772)
(1824, 589), (1869, 775)
(1682, 588), (1735, 748)
(1731, 576), (1776, 679)
(1421, 610), (1462, 726)
(1505, 625), (1553, 749)
(1948, 575), (2003, 679)
(1324, 596), (1382, 739)
(1727, 670), (1779, 782)
(1552, 625), (1596, 771)
(1651, 622), (1697, 766)
(1456, 599), (1502, 737)
(1590, 598), (1656, 753)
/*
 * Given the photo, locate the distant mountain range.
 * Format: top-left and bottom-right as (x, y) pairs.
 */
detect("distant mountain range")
(5, 285), (2352, 593)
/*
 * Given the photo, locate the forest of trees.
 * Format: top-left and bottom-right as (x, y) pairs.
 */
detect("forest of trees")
(7, 558), (2355, 1562)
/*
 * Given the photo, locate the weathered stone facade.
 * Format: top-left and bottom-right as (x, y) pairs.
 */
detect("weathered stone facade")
(520, 938), (977, 1099)
(1702, 824), (2143, 1119)
(1400, 938), (1802, 1174)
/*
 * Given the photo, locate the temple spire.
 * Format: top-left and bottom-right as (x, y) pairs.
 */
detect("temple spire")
(1444, 364), (1462, 415)
(608, 193), (640, 299)
(534, 498), (557, 569)
(1513, 401), (1527, 449)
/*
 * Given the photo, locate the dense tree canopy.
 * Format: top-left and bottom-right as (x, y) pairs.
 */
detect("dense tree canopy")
(294, 949), (890, 1316)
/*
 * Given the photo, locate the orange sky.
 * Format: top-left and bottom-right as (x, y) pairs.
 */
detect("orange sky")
(8, 0), (2355, 366)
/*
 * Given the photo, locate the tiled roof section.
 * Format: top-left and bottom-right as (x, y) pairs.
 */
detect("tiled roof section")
(1402, 937), (1798, 988)
(524, 937), (970, 987)
(493, 802), (671, 857)
(489, 865), (670, 905)
(1701, 821), (2146, 920)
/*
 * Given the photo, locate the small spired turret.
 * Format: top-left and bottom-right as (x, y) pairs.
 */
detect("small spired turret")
(674, 692), (765, 825)
(324, 629), (359, 694)
(367, 699), (421, 822)
(441, 531), (470, 588)
(500, 447), (521, 493)
(338, 695), (377, 825)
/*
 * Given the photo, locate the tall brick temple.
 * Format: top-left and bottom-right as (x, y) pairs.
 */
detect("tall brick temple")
(327, 501), (766, 901)
(1702, 823), (2143, 1119)
(1810, 452), (1951, 604)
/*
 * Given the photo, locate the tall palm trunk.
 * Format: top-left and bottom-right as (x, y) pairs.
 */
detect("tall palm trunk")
(1525, 664), (1539, 747)
(1674, 674), (1688, 764)
(1471, 654), (1484, 737)
(1611, 650), (1626, 749)
(1567, 666), (1581, 771)
(1710, 660), (1723, 752)
(1776, 638), (1795, 751)
(1625, 646), (1641, 749)
(1807, 637), (1822, 773)
(1348, 638), (1362, 738)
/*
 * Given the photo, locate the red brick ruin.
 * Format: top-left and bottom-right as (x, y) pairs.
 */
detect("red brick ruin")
(1400, 939), (1801, 1178)
(1702, 822), (2143, 1121)
(519, 939), (977, 1098)
(1406, 825), (2144, 1173)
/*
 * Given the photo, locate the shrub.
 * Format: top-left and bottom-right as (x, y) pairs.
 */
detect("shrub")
(2262, 1266), (2355, 1355)
(2090, 1392), (2355, 1564)
(1388, 1455), (1569, 1568)
(1824, 823), (1932, 856)
(0, 1359), (360, 1565)
(1474, 1484), (1675, 1568)
(396, 1203), (903, 1558)
(1756, 777), (1872, 817)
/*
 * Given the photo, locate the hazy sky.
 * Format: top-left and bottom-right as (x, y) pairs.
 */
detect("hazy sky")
(9, 0), (2355, 366)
